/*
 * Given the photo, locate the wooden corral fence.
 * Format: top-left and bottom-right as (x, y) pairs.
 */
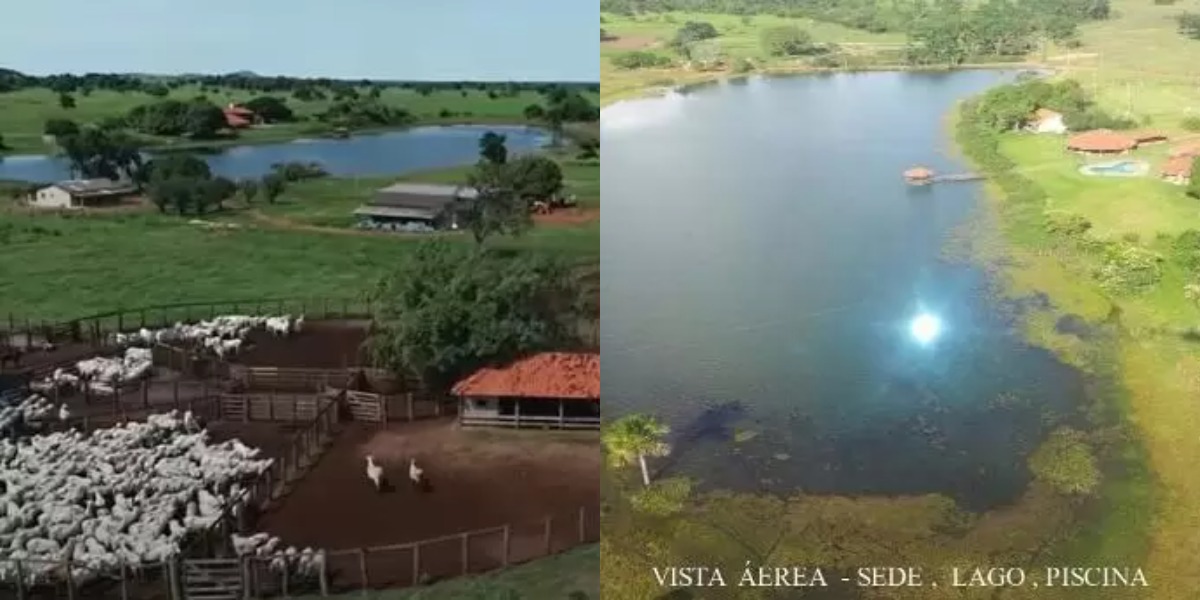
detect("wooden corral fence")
(229, 365), (353, 393)
(2, 296), (373, 349)
(243, 504), (601, 598)
(0, 554), (180, 600)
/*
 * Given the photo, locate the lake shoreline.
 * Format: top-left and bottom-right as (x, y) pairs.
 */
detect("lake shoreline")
(600, 60), (1052, 107)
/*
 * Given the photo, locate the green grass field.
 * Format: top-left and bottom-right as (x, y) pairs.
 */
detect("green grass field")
(600, 11), (905, 104)
(0, 85), (599, 155)
(298, 544), (597, 600)
(0, 158), (598, 320)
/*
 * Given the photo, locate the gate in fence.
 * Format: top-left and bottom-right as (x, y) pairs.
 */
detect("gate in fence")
(182, 558), (243, 600)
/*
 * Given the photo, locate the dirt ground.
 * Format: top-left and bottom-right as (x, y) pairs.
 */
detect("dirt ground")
(533, 207), (600, 226)
(601, 35), (658, 50)
(234, 320), (371, 369)
(253, 419), (599, 588)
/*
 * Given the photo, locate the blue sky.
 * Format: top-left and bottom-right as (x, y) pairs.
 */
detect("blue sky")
(1, 0), (598, 82)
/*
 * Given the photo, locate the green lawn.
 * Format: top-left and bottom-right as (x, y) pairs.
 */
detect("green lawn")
(0, 85), (599, 155)
(0, 160), (598, 321)
(600, 11), (905, 104)
(299, 545), (597, 600)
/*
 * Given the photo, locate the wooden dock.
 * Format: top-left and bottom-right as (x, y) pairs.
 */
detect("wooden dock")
(930, 172), (984, 183)
(903, 168), (984, 185)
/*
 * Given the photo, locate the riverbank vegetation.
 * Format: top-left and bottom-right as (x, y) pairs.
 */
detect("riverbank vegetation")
(0, 69), (599, 155)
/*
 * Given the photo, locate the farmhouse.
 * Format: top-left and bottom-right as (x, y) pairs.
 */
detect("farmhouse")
(1066, 129), (1138, 155)
(30, 178), (138, 209)
(453, 352), (600, 430)
(1161, 155), (1194, 185)
(224, 104), (256, 129)
(353, 182), (477, 232)
(1026, 108), (1067, 134)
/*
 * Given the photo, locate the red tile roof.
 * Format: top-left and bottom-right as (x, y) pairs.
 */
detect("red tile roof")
(1067, 129), (1138, 153)
(903, 166), (934, 180)
(1162, 155), (1194, 178)
(226, 104), (255, 116)
(451, 352), (600, 401)
(1170, 143), (1200, 159)
(224, 111), (251, 128)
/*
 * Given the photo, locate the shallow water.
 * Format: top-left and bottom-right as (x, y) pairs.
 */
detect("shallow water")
(0, 124), (548, 182)
(601, 72), (1087, 510)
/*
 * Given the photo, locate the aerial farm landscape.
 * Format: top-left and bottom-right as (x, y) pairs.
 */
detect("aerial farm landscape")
(600, 0), (1200, 598)
(0, 2), (599, 599)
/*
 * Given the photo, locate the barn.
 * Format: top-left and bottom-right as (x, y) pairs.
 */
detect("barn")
(452, 352), (600, 430)
(353, 183), (478, 232)
(30, 179), (139, 209)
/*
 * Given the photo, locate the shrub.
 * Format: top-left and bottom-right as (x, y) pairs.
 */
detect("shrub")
(1044, 212), (1093, 238)
(761, 25), (819, 57)
(611, 51), (672, 70)
(1181, 116), (1200, 132)
(1029, 427), (1100, 496)
(629, 478), (693, 516)
(1094, 243), (1163, 294)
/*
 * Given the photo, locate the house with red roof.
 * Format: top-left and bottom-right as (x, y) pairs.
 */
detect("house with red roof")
(451, 352), (600, 430)
(1161, 155), (1195, 186)
(223, 104), (256, 129)
(1066, 129), (1138, 155)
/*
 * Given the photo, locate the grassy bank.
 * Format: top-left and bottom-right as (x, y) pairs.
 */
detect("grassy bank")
(0, 159), (598, 320)
(0, 85), (599, 155)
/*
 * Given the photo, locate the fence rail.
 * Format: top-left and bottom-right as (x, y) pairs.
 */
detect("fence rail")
(2, 296), (373, 349)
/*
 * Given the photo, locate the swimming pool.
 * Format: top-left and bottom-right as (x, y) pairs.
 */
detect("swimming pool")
(1078, 159), (1149, 177)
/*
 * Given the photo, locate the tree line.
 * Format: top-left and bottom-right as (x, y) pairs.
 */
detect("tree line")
(0, 68), (598, 96)
(603, 0), (1111, 66)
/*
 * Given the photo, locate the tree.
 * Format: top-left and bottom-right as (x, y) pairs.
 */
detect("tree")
(184, 101), (227, 138)
(479, 131), (508, 165)
(603, 414), (671, 486)
(44, 118), (80, 137)
(261, 173), (286, 204)
(244, 96), (295, 122)
(145, 154), (211, 184)
(577, 137), (600, 161)
(145, 83), (170, 97)
(58, 128), (143, 181)
(239, 179), (259, 204)
(200, 177), (238, 210)
(58, 93), (76, 109)
(508, 155), (564, 202)
(761, 25), (817, 57)
(0, 133), (7, 150)
(523, 103), (546, 121)
(673, 21), (720, 48)
(462, 161), (529, 245)
(368, 241), (581, 391)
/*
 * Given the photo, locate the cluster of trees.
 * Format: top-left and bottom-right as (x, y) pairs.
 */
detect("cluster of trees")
(761, 24), (825, 56)
(316, 98), (414, 128)
(971, 78), (1133, 132)
(59, 127), (143, 182)
(368, 241), (587, 392)
(243, 96), (295, 122)
(121, 98), (228, 139)
(461, 132), (565, 245)
(143, 154), (238, 214)
(611, 51), (675, 69)
(521, 88), (600, 145)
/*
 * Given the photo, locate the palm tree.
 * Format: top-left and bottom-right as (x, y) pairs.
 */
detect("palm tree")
(602, 414), (671, 487)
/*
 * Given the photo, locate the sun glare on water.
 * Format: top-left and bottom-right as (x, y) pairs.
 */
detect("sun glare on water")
(910, 313), (942, 345)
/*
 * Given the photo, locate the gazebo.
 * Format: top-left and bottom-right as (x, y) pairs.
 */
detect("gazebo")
(903, 166), (935, 183)
(1066, 130), (1138, 155)
(452, 352), (600, 430)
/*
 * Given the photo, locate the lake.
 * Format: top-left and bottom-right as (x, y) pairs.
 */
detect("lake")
(0, 124), (549, 182)
(600, 71), (1086, 510)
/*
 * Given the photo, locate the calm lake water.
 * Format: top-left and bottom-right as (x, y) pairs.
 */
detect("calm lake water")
(0, 124), (549, 182)
(601, 71), (1086, 510)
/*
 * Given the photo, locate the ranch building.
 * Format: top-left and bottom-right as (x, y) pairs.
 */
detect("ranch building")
(353, 182), (477, 232)
(30, 178), (139, 209)
(452, 352), (600, 430)
(1025, 108), (1067, 134)
(1161, 155), (1194, 186)
(1066, 130), (1138, 155)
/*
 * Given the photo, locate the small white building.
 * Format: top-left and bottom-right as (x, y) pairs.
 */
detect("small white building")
(30, 179), (139, 209)
(1026, 108), (1067, 135)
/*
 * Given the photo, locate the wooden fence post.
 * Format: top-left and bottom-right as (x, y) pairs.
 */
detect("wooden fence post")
(411, 544), (420, 587)
(64, 556), (76, 600)
(119, 561), (129, 600)
(358, 547), (369, 595)
(461, 532), (470, 574)
(543, 516), (553, 555)
(318, 551), (329, 596)
(407, 393), (414, 421)
(578, 506), (587, 542)
(14, 560), (25, 600)
(502, 525), (511, 567)
(242, 557), (252, 600)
